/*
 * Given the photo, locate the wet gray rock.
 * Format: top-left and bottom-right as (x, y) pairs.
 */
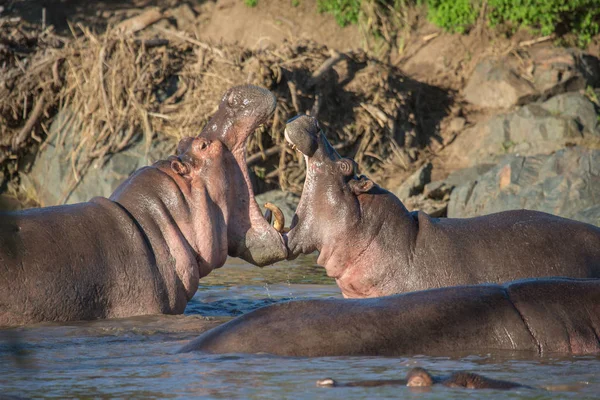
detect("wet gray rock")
(392, 162), (432, 200)
(446, 92), (600, 169)
(464, 47), (600, 109)
(448, 147), (600, 226)
(24, 109), (174, 206)
(255, 190), (300, 228)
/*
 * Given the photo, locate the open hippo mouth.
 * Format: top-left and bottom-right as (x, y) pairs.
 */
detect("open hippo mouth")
(283, 114), (361, 259)
(197, 85), (287, 266)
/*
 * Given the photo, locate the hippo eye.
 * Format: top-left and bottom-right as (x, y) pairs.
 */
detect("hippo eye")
(200, 141), (208, 150)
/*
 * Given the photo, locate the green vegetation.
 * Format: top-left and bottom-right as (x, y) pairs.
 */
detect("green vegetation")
(487, 0), (600, 47)
(244, 0), (258, 7)
(426, 0), (477, 34)
(425, 0), (600, 46)
(317, 0), (362, 27)
(310, 0), (600, 47)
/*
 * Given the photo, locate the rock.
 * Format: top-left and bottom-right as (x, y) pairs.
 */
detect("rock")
(464, 48), (600, 109)
(447, 117), (466, 133)
(168, 3), (197, 31)
(25, 109), (173, 206)
(255, 190), (300, 229)
(444, 164), (495, 187)
(463, 59), (536, 109)
(392, 162), (432, 201)
(447, 147), (600, 227)
(404, 194), (448, 218)
(423, 181), (454, 200)
(445, 92), (600, 169)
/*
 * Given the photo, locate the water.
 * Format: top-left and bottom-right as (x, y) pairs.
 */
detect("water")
(1, 255), (600, 399)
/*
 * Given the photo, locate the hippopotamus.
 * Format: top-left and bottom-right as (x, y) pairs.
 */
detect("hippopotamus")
(316, 367), (532, 390)
(283, 115), (600, 298)
(179, 278), (600, 356)
(197, 85), (287, 266)
(0, 85), (286, 326)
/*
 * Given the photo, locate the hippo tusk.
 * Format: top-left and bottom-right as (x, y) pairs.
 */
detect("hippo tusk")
(264, 202), (285, 233)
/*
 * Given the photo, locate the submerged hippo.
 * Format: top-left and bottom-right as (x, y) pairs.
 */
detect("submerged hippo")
(283, 115), (600, 298)
(317, 367), (532, 390)
(179, 278), (600, 356)
(0, 85), (286, 326)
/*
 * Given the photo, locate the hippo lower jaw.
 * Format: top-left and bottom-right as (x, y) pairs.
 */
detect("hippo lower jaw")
(197, 85), (288, 266)
(231, 145), (288, 266)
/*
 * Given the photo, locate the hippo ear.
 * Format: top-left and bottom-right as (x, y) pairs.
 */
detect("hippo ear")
(336, 158), (356, 177)
(348, 175), (374, 195)
(170, 159), (190, 176)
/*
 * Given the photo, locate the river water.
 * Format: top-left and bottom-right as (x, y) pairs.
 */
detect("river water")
(1, 255), (599, 399)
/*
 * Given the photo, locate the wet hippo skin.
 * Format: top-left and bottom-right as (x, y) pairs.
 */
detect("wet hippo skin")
(179, 278), (600, 356)
(317, 367), (533, 390)
(283, 115), (600, 298)
(0, 137), (233, 326)
(0, 85), (287, 326)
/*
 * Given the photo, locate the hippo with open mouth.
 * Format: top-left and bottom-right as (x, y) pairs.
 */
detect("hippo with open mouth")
(0, 85), (287, 326)
(283, 115), (600, 298)
(198, 85), (287, 266)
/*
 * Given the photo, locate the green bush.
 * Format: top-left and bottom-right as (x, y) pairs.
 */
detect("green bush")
(426, 0), (478, 34)
(487, 0), (600, 47)
(314, 0), (600, 47)
(423, 0), (600, 46)
(317, 0), (362, 27)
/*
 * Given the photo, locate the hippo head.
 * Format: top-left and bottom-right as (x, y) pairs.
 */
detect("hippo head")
(284, 115), (375, 266)
(170, 137), (232, 204)
(197, 85), (287, 266)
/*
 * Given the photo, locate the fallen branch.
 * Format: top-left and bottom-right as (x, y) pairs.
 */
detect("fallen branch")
(155, 27), (226, 58)
(12, 96), (46, 149)
(519, 34), (556, 48)
(247, 145), (282, 166)
(287, 81), (301, 114)
(308, 50), (346, 87)
(115, 8), (163, 35)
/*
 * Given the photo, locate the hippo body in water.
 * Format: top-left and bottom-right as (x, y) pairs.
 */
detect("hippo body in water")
(180, 278), (600, 356)
(317, 367), (532, 390)
(0, 85), (287, 326)
(283, 115), (600, 298)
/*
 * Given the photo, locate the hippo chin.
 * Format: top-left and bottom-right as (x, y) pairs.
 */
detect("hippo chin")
(283, 115), (600, 298)
(179, 278), (600, 356)
(317, 367), (532, 390)
(0, 85), (286, 326)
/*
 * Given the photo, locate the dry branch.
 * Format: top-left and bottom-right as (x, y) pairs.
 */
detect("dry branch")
(115, 8), (163, 35)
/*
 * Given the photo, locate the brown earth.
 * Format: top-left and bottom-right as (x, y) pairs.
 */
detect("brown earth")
(1, 0), (599, 206)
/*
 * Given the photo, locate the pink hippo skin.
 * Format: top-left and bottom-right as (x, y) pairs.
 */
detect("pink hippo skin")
(283, 115), (600, 298)
(197, 85), (287, 266)
(0, 85), (286, 326)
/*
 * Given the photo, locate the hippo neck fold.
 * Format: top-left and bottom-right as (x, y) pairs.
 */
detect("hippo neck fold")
(109, 164), (203, 311)
(318, 189), (420, 298)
